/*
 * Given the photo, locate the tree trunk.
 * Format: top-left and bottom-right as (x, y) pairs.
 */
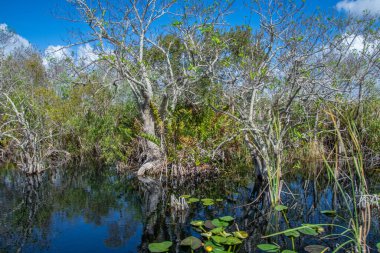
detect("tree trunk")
(137, 101), (165, 176)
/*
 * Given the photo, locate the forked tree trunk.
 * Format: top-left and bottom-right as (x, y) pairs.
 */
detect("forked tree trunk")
(137, 101), (165, 176)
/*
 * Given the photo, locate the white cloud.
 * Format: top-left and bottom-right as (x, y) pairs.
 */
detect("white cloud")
(42, 45), (70, 67)
(77, 44), (98, 65)
(0, 23), (32, 55)
(336, 0), (380, 16)
(345, 34), (365, 51)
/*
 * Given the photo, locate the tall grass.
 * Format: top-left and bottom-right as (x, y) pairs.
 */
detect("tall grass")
(323, 110), (371, 252)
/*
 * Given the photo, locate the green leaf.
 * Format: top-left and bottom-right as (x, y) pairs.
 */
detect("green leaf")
(377, 242), (380, 249)
(299, 227), (318, 236)
(257, 244), (280, 252)
(225, 237), (242, 245)
(275, 205), (288, 212)
(148, 241), (172, 252)
(180, 195), (191, 199)
(211, 235), (227, 244)
(187, 197), (200, 203)
(233, 231), (248, 239)
(180, 236), (202, 250)
(212, 218), (229, 227)
(284, 230), (300, 238)
(204, 241), (225, 252)
(219, 216), (234, 222)
(282, 251), (297, 253)
(201, 198), (215, 206)
(210, 227), (224, 234)
(320, 210), (336, 217)
(201, 232), (212, 238)
(190, 220), (204, 227)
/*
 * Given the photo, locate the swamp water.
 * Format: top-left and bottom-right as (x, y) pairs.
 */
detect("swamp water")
(0, 165), (379, 252)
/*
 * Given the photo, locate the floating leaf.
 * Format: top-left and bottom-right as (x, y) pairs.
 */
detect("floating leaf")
(377, 242), (380, 249)
(190, 220), (204, 227)
(212, 218), (229, 227)
(233, 231), (248, 239)
(187, 197), (200, 203)
(201, 232), (212, 238)
(275, 205), (288, 212)
(216, 198), (224, 202)
(148, 241), (172, 252)
(225, 237), (242, 245)
(219, 216), (234, 222)
(212, 235), (227, 244)
(304, 245), (329, 253)
(180, 195), (191, 199)
(204, 241), (225, 252)
(202, 198), (215, 206)
(180, 236), (202, 250)
(257, 243), (280, 252)
(284, 230), (300, 238)
(299, 227), (318, 236)
(210, 227), (224, 234)
(204, 220), (216, 229)
(320, 210), (336, 217)
(282, 250), (297, 253)
(220, 230), (232, 237)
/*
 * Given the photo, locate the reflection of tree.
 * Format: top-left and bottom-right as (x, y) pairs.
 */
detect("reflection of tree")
(0, 171), (51, 252)
(0, 167), (144, 252)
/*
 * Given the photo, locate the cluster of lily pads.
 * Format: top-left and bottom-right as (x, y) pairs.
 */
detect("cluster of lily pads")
(181, 216), (248, 252)
(180, 195), (224, 206)
(148, 215), (248, 252)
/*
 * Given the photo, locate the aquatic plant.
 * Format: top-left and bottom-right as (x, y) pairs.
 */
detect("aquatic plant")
(180, 216), (248, 253)
(148, 241), (173, 252)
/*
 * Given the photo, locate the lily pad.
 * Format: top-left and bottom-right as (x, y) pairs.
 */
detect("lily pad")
(216, 198), (224, 202)
(225, 236), (242, 245)
(190, 220), (204, 227)
(180, 236), (202, 250)
(187, 197), (200, 203)
(148, 241), (172, 252)
(233, 231), (248, 239)
(304, 245), (329, 253)
(299, 227), (318, 236)
(284, 230), (300, 238)
(204, 241), (225, 252)
(275, 205), (288, 212)
(202, 199), (215, 206)
(210, 227), (224, 234)
(282, 250), (297, 253)
(212, 235), (227, 244)
(201, 232), (212, 238)
(204, 220), (216, 229)
(212, 218), (229, 227)
(180, 195), (191, 199)
(220, 230), (232, 237)
(219, 216), (235, 222)
(257, 243), (280, 252)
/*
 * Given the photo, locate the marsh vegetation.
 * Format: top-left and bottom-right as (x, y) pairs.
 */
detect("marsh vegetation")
(1, 0), (380, 252)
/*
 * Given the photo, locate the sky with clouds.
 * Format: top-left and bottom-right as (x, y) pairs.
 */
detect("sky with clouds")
(0, 0), (380, 59)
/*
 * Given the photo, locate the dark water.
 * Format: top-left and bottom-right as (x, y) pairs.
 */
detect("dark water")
(0, 164), (379, 253)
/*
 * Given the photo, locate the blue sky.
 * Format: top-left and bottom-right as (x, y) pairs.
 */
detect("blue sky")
(0, 0), (379, 52)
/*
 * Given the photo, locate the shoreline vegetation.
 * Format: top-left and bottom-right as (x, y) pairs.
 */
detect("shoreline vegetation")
(0, 0), (380, 252)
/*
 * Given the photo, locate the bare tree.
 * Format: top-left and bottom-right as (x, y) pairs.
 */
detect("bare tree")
(68, 0), (232, 175)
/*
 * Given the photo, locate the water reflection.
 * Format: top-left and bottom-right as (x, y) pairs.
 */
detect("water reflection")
(0, 165), (379, 252)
